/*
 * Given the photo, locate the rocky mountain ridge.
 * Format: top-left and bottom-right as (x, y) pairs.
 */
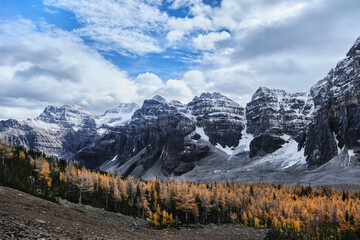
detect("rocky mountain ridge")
(304, 38), (360, 167)
(0, 103), (139, 161)
(0, 37), (360, 183)
(81, 93), (243, 177)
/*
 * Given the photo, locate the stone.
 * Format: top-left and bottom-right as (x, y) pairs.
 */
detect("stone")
(249, 135), (286, 158)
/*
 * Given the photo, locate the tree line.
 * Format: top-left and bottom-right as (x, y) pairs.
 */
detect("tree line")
(0, 144), (359, 239)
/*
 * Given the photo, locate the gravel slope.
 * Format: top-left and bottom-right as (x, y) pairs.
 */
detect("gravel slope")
(0, 186), (267, 240)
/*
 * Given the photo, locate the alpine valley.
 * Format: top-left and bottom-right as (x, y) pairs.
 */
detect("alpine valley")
(1, 37), (360, 185)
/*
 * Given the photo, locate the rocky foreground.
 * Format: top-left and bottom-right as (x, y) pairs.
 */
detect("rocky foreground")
(0, 186), (267, 240)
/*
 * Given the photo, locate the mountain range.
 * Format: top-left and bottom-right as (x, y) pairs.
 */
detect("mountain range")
(1, 37), (360, 184)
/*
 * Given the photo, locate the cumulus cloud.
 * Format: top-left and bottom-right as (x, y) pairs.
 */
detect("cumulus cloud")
(182, 70), (210, 94)
(166, 30), (184, 44)
(134, 72), (164, 99)
(191, 0), (360, 95)
(0, 17), (137, 119)
(157, 79), (193, 103)
(193, 31), (231, 50)
(0, 44), (62, 66)
(133, 70), (217, 104)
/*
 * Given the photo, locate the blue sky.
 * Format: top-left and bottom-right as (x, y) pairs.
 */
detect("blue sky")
(0, 0), (360, 119)
(0, 0), (79, 30)
(0, 0), (199, 80)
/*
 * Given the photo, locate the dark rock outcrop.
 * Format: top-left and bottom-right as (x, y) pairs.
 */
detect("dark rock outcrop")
(249, 134), (286, 158)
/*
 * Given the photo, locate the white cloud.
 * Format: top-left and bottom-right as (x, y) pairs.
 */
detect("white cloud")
(43, 0), (169, 55)
(0, 17), (137, 119)
(42, 0), (317, 57)
(182, 70), (210, 94)
(2, 0), (360, 119)
(193, 31), (231, 50)
(0, 106), (44, 121)
(76, 27), (162, 55)
(166, 30), (184, 44)
(134, 72), (163, 99)
(133, 71), (202, 104)
(167, 15), (215, 42)
(168, 0), (201, 10)
(133, 70), (216, 104)
(157, 79), (193, 103)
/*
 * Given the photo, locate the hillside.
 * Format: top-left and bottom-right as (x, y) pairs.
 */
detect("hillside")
(1, 144), (360, 239)
(0, 186), (267, 240)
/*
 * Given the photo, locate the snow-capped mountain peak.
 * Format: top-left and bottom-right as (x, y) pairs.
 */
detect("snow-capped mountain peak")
(96, 103), (140, 128)
(36, 104), (96, 128)
(187, 92), (244, 116)
(102, 103), (139, 115)
(186, 92), (245, 148)
(346, 36), (360, 57)
(152, 95), (167, 103)
(169, 100), (183, 107)
(192, 92), (233, 102)
(246, 86), (314, 137)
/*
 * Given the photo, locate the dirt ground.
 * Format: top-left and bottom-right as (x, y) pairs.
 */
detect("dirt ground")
(0, 186), (267, 239)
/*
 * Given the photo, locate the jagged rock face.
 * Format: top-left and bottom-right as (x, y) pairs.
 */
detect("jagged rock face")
(169, 100), (187, 114)
(77, 96), (203, 176)
(0, 119), (61, 156)
(75, 130), (121, 169)
(187, 92), (245, 148)
(79, 93), (246, 177)
(246, 87), (313, 138)
(37, 105), (98, 160)
(0, 105), (98, 160)
(121, 97), (196, 174)
(305, 38), (360, 167)
(249, 134), (286, 158)
(177, 136), (210, 175)
(245, 87), (314, 158)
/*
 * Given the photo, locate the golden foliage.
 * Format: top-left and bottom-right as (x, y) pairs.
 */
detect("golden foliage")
(38, 160), (51, 187)
(6, 145), (360, 237)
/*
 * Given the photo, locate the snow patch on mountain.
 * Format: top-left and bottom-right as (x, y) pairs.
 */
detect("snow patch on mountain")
(214, 130), (254, 156)
(348, 149), (355, 157)
(214, 144), (235, 155)
(37, 105), (96, 128)
(96, 103), (140, 128)
(110, 155), (118, 162)
(237, 128), (253, 153)
(26, 119), (61, 133)
(250, 136), (307, 170)
(195, 127), (209, 142)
